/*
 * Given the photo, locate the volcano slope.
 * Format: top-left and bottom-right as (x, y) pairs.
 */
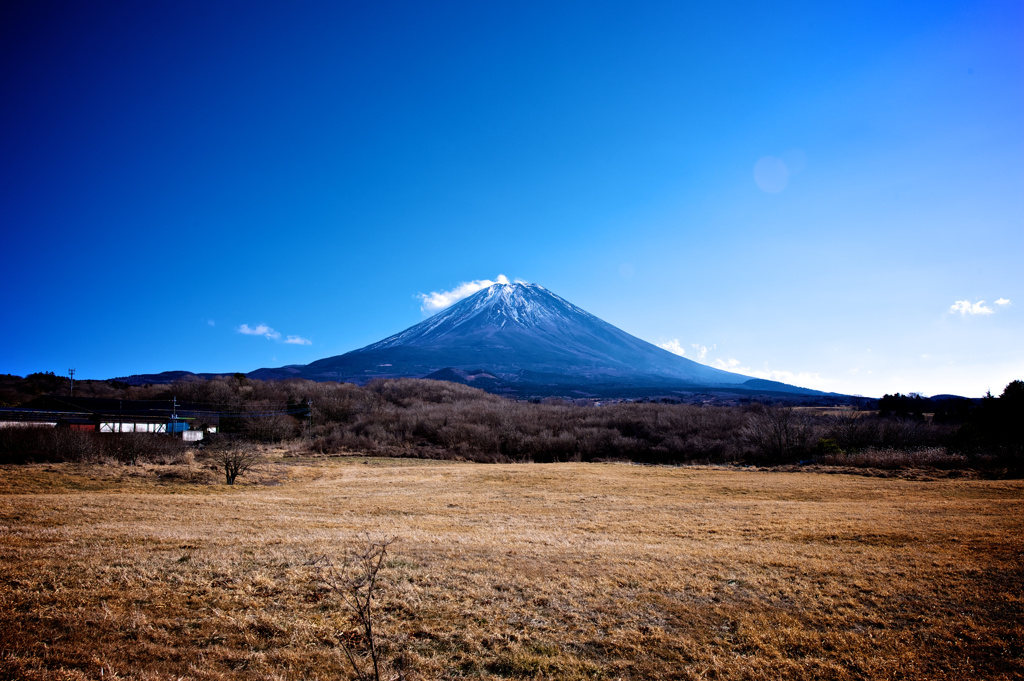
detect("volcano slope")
(250, 282), (827, 398)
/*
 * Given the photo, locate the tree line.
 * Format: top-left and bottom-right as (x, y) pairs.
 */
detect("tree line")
(1, 373), (1020, 473)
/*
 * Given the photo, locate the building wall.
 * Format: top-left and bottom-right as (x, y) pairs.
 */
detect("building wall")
(0, 421), (57, 428)
(99, 422), (167, 433)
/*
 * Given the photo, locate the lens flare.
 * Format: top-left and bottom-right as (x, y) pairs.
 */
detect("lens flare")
(754, 156), (789, 193)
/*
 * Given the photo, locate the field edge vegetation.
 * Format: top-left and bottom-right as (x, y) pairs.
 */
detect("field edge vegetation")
(1, 375), (1021, 476)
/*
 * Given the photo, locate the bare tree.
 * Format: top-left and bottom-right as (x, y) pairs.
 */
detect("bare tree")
(51, 427), (98, 462)
(309, 534), (399, 681)
(830, 408), (861, 451)
(243, 411), (298, 442)
(743, 404), (810, 462)
(214, 447), (262, 485)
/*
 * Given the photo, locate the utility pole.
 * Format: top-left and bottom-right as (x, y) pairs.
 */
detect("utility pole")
(68, 368), (75, 396)
(171, 396), (178, 436)
(307, 398), (313, 438)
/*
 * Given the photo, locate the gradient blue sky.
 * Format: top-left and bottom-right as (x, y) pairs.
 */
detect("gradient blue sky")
(2, 0), (1021, 397)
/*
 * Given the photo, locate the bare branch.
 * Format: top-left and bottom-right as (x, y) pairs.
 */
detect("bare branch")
(310, 534), (398, 681)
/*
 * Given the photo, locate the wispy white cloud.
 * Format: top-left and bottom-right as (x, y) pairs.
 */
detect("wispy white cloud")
(711, 356), (832, 391)
(238, 323), (311, 345)
(691, 344), (715, 361)
(949, 300), (994, 316)
(995, 298), (1011, 306)
(239, 323), (281, 340)
(418, 275), (511, 313)
(207, 319), (216, 327)
(659, 338), (834, 391)
(750, 367), (830, 390)
(656, 339), (686, 356)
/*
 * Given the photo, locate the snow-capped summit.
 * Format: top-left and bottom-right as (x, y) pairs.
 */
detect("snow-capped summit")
(365, 282), (602, 350)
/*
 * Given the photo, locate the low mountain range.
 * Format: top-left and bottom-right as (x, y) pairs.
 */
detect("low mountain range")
(120, 282), (836, 399)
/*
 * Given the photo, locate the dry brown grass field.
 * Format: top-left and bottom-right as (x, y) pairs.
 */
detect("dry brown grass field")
(1, 455), (1021, 680)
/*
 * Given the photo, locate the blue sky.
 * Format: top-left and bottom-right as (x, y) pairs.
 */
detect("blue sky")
(1, 0), (1020, 397)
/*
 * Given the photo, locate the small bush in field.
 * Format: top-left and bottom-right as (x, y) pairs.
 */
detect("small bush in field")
(212, 447), (263, 484)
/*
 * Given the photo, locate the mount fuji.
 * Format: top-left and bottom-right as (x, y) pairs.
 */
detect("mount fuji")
(249, 282), (824, 397)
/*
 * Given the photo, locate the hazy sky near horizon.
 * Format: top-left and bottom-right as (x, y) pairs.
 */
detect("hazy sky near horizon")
(1, 0), (1021, 398)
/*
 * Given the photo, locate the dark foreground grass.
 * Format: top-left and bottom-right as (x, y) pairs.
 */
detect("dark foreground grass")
(0, 457), (1021, 680)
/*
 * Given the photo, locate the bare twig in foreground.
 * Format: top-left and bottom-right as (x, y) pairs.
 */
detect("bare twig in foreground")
(310, 534), (399, 681)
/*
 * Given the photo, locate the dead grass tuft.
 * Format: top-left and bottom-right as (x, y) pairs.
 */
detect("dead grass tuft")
(818, 446), (970, 469)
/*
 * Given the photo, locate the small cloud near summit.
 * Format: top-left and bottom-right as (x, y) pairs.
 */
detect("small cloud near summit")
(657, 339), (686, 356)
(418, 275), (518, 313)
(692, 344), (714, 361)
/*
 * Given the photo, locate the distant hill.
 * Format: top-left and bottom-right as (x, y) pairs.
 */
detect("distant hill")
(113, 371), (214, 385)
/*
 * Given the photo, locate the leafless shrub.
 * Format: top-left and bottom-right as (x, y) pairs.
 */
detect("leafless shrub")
(819, 447), (968, 469)
(309, 534), (401, 681)
(51, 428), (100, 462)
(212, 447), (263, 484)
(243, 410), (299, 443)
(100, 433), (190, 466)
(103, 433), (149, 465)
(826, 409), (878, 451)
(0, 427), (193, 465)
(742, 405), (813, 462)
(143, 437), (192, 465)
(881, 418), (948, 449)
(0, 426), (57, 464)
